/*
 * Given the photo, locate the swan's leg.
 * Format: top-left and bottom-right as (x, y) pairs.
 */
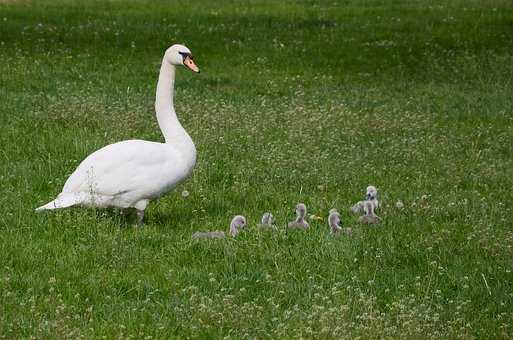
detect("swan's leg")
(136, 210), (145, 226)
(134, 199), (149, 226)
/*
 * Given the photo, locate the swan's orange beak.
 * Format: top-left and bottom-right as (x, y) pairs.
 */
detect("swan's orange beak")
(184, 56), (200, 73)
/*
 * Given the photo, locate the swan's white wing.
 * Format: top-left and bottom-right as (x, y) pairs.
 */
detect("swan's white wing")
(62, 140), (190, 205)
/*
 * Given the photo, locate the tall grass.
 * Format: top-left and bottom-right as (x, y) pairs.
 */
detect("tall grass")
(1, 0), (512, 338)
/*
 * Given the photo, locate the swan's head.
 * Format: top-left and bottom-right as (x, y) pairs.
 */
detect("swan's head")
(165, 44), (200, 73)
(365, 185), (378, 200)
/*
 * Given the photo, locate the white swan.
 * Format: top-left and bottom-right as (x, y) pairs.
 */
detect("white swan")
(36, 44), (200, 224)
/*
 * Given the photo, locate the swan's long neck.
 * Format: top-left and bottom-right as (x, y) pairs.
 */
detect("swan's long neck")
(155, 60), (190, 144)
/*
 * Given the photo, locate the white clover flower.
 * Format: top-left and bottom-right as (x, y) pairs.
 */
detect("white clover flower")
(396, 200), (404, 209)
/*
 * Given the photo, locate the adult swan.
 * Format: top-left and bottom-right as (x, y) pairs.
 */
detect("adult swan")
(36, 44), (200, 225)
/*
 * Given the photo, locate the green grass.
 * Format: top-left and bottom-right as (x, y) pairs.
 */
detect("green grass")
(1, 0), (513, 338)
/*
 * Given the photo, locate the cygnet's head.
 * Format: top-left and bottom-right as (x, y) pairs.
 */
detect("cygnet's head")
(230, 215), (247, 236)
(164, 44), (200, 73)
(261, 212), (274, 225)
(296, 203), (307, 219)
(365, 185), (378, 200)
(328, 209), (342, 228)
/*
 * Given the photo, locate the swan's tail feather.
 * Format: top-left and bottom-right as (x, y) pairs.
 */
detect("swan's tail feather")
(35, 195), (77, 212)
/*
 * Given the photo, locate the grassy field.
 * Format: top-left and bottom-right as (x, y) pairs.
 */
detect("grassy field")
(1, 0), (513, 338)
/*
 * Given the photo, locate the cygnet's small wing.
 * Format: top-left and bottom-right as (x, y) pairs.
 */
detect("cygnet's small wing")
(351, 201), (365, 215)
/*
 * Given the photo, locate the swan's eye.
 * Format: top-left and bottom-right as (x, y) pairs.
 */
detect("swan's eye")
(178, 51), (192, 61)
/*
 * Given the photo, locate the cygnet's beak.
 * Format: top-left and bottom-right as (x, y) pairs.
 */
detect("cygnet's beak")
(184, 56), (200, 73)
(366, 193), (376, 200)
